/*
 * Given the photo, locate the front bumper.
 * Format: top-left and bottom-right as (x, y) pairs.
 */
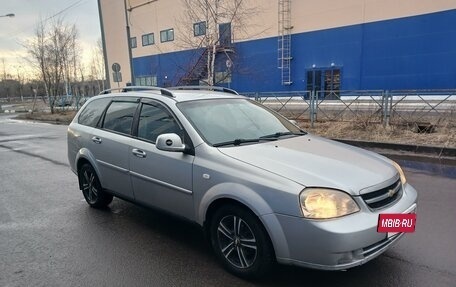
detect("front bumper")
(261, 183), (417, 270)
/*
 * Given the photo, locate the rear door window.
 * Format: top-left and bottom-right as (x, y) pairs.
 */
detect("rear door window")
(102, 101), (138, 135)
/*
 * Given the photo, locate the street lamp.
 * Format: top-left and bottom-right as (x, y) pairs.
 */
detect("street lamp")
(0, 13), (15, 18)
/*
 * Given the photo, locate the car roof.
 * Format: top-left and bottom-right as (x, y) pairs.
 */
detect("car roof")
(98, 86), (246, 102)
(148, 90), (244, 102)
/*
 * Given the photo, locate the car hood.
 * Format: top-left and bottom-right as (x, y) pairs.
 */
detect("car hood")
(217, 135), (397, 195)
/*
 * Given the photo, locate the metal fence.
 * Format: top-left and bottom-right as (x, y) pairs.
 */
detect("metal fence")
(0, 95), (89, 113)
(247, 90), (456, 128)
(244, 91), (312, 121)
(2, 89), (456, 129)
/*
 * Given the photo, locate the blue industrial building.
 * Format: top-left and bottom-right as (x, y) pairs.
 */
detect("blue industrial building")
(132, 9), (456, 93)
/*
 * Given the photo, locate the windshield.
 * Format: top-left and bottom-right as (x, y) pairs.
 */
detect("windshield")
(177, 98), (304, 146)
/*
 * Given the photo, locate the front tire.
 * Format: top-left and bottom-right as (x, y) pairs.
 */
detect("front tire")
(209, 204), (274, 279)
(79, 163), (113, 208)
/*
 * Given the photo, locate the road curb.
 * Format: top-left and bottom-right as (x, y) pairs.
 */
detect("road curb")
(334, 139), (456, 158)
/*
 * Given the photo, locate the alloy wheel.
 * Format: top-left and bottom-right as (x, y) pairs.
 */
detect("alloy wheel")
(217, 215), (258, 269)
(81, 169), (99, 204)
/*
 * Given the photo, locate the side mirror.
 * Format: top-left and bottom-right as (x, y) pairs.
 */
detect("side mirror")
(156, 133), (186, 152)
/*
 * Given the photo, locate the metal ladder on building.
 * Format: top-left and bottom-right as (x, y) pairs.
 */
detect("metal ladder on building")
(278, 0), (292, 85)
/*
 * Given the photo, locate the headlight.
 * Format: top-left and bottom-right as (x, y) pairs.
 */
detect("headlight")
(392, 161), (407, 185)
(299, 188), (360, 219)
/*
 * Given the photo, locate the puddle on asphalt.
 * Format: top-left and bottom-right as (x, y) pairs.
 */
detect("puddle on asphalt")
(387, 155), (456, 179)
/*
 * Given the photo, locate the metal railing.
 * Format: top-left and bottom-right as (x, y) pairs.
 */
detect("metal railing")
(387, 90), (456, 127)
(244, 91), (312, 121)
(248, 89), (456, 128)
(2, 89), (456, 129)
(314, 90), (385, 127)
(0, 95), (92, 113)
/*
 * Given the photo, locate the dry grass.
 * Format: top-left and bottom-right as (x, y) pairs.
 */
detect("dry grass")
(11, 108), (456, 148)
(300, 120), (456, 148)
(16, 111), (77, 124)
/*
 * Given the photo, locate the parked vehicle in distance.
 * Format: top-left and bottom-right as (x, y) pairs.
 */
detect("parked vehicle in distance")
(67, 86), (417, 278)
(56, 94), (73, 106)
(76, 95), (89, 106)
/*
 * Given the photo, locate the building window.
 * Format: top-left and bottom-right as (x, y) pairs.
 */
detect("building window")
(324, 69), (340, 91)
(306, 67), (341, 98)
(219, 22), (231, 46)
(307, 68), (341, 91)
(142, 33), (154, 46)
(306, 70), (322, 91)
(160, 28), (174, 42)
(194, 21), (206, 36)
(135, 75), (157, 86)
(130, 37), (137, 48)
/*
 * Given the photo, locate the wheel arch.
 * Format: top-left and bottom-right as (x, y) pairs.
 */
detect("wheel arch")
(204, 198), (253, 230)
(75, 148), (102, 189)
(199, 184), (290, 260)
(198, 183), (273, 226)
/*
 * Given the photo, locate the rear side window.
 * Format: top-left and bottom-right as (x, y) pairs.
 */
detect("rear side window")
(78, 98), (111, 127)
(103, 101), (138, 135)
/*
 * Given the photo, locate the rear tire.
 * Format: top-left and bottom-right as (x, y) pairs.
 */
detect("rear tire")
(79, 163), (113, 208)
(209, 204), (275, 279)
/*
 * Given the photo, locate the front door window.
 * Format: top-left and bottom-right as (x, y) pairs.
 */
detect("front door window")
(137, 103), (182, 143)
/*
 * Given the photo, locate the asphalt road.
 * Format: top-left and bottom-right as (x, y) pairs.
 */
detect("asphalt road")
(1, 115), (455, 287)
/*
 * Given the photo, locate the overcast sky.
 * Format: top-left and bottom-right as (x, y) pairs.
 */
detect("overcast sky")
(0, 0), (101, 76)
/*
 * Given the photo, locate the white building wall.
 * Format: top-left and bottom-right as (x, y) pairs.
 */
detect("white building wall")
(99, 0), (132, 87)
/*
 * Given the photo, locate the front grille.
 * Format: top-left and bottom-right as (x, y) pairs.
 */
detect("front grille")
(361, 179), (402, 210)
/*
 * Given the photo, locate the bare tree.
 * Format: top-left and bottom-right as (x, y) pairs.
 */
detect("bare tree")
(176, 0), (264, 86)
(1, 58), (11, 102)
(89, 38), (106, 93)
(27, 18), (79, 113)
(14, 65), (25, 102)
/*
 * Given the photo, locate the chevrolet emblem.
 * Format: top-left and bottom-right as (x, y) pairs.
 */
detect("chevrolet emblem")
(388, 187), (398, 197)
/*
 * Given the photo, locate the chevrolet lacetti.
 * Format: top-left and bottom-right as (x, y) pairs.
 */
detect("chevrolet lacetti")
(67, 86), (417, 278)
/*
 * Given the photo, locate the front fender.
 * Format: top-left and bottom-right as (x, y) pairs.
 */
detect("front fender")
(197, 182), (291, 260)
(197, 182), (274, 225)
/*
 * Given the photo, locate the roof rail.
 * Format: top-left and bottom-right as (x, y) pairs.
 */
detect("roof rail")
(170, 85), (239, 95)
(99, 86), (174, 98)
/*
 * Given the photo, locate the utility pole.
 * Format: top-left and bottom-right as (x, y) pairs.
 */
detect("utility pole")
(124, 0), (135, 86)
(124, 0), (158, 86)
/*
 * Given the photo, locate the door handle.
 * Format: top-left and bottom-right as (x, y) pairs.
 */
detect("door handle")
(92, 136), (102, 144)
(132, 148), (147, 158)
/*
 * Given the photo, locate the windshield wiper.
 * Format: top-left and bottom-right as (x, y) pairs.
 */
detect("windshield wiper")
(259, 131), (307, 140)
(213, 136), (279, 147)
(213, 131), (306, 147)
(213, 138), (260, 147)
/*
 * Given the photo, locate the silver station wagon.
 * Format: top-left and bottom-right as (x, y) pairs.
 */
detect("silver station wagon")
(67, 86), (417, 278)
